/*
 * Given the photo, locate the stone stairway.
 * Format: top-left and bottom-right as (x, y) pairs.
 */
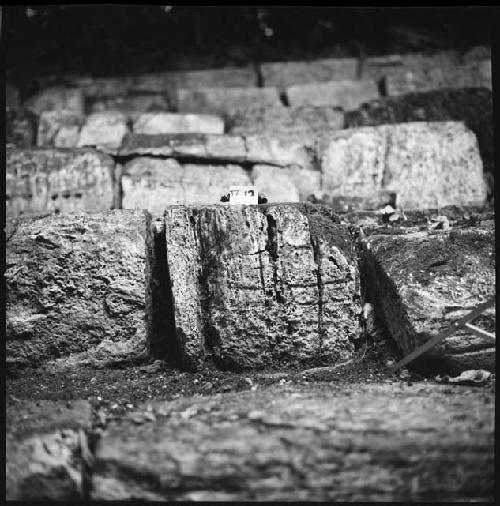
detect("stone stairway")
(5, 45), (495, 501)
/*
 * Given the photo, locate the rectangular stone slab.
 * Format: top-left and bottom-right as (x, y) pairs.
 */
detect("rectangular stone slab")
(5, 210), (149, 371)
(121, 158), (251, 214)
(133, 112), (224, 135)
(361, 226), (495, 373)
(163, 204), (359, 369)
(319, 122), (487, 210)
(260, 58), (359, 90)
(6, 147), (116, 217)
(119, 133), (314, 170)
(6, 399), (92, 500)
(286, 80), (379, 110)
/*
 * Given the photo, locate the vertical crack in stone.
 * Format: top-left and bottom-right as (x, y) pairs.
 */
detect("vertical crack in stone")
(145, 211), (181, 364)
(265, 211), (285, 304)
(380, 127), (393, 190)
(309, 232), (325, 359)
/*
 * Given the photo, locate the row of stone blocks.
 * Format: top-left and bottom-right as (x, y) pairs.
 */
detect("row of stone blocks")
(6, 204), (495, 375)
(6, 120), (488, 218)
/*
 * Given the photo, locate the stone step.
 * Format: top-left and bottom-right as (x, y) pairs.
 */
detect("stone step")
(5, 210), (149, 372)
(162, 204), (359, 370)
(286, 79), (380, 110)
(320, 122), (486, 210)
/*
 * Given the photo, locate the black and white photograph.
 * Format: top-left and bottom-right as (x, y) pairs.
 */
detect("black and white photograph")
(3, 5), (496, 501)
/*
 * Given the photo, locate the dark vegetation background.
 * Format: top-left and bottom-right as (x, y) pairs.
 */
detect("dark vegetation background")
(3, 5), (495, 81)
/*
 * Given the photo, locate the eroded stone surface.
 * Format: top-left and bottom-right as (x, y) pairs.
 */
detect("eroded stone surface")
(287, 80), (379, 110)
(5, 210), (149, 370)
(361, 225), (495, 373)
(121, 158), (251, 213)
(320, 122), (486, 210)
(92, 382), (494, 501)
(6, 399), (91, 500)
(37, 110), (84, 148)
(133, 112), (224, 135)
(6, 147), (115, 217)
(163, 204), (359, 370)
(344, 88), (494, 200)
(88, 93), (170, 117)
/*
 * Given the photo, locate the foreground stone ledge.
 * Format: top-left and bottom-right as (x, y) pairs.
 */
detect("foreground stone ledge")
(121, 158), (251, 213)
(119, 133), (314, 170)
(344, 88), (494, 199)
(6, 400), (91, 500)
(286, 79), (379, 110)
(320, 122), (486, 210)
(361, 226), (495, 373)
(163, 204), (359, 370)
(133, 112), (224, 135)
(6, 210), (149, 370)
(6, 147), (116, 217)
(260, 57), (359, 90)
(92, 383), (494, 501)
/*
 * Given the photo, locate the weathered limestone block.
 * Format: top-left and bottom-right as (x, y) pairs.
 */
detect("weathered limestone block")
(37, 110), (84, 148)
(133, 112), (224, 135)
(286, 80), (379, 110)
(163, 204), (359, 369)
(320, 122), (487, 210)
(229, 105), (344, 143)
(88, 93), (170, 116)
(163, 66), (259, 90)
(384, 61), (492, 96)
(70, 75), (135, 97)
(121, 158), (251, 213)
(6, 400), (91, 500)
(361, 226), (495, 373)
(5, 210), (149, 370)
(176, 87), (282, 117)
(119, 133), (314, 170)
(345, 88), (494, 199)
(77, 111), (129, 153)
(92, 383), (494, 501)
(6, 109), (38, 148)
(252, 165), (321, 202)
(24, 86), (85, 115)
(260, 58), (359, 90)
(6, 148), (115, 217)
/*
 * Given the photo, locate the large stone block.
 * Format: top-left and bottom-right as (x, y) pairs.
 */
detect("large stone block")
(361, 226), (495, 373)
(119, 133), (314, 170)
(24, 86), (85, 115)
(345, 88), (494, 200)
(176, 87), (282, 117)
(133, 112), (224, 135)
(260, 58), (359, 90)
(252, 165), (321, 202)
(36, 110), (84, 148)
(88, 93), (171, 117)
(287, 80), (379, 110)
(6, 148), (115, 217)
(6, 109), (38, 148)
(384, 61), (492, 96)
(121, 158), (251, 214)
(5, 210), (149, 370)
(163, 66), (259, 90)
(319, 122), (487, 209)
(6, 400), (92, 500)
(163, 204), (359, 370)
(229, 105), (344, 144)
(77, 111), (129, 153)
